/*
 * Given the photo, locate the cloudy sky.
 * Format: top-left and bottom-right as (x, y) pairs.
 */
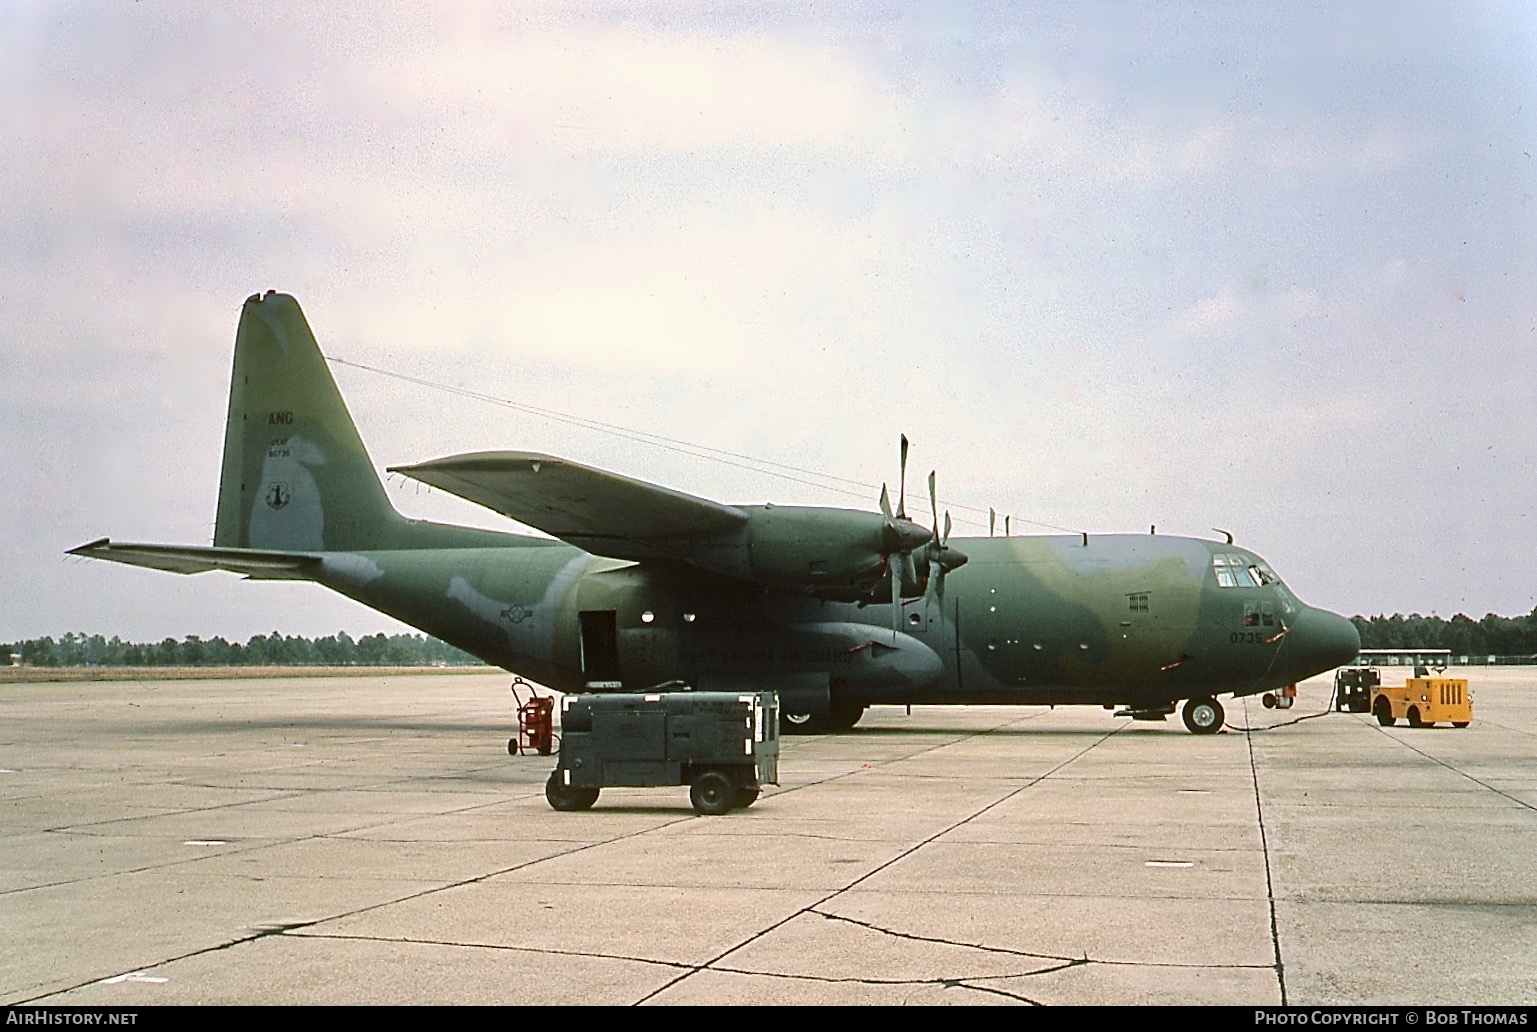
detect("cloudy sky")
(3, 1), (1534, 643)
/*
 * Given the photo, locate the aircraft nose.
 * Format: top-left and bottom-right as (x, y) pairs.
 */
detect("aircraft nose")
(1285, 607), (1361, 680)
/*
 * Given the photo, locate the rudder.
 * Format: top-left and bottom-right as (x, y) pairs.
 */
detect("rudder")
(213, 292), (403, 551)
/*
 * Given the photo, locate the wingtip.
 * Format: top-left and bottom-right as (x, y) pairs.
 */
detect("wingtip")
(67, 537), (110, 556)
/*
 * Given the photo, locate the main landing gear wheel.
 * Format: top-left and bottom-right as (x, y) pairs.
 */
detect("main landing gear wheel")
(826, 703), (866, 732)
(690, 770), (736, 816)
(545, 774), (599, 812)
(780, 711), (828, 735)
(1182, 696), (1224, 735)
(784, 703), (865, 735)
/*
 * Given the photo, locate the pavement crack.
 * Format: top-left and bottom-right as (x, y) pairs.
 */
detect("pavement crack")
(0, 789), (550, 900)
(1370, 723), (1537, 814)
(948, 980), (1044, 1005)
(810, 909), (1272, 972)
(697, 963), (1055, 1002)
(1472, 716), (1537, 742)
(16, 921), (321, 1004)
(18, 810), (693, 1003)
(632, 723), (1124, 1004)
(810, 908), (1082, 964)
(1242, 695), (1288, 1006)
(298, 930), (691, 970)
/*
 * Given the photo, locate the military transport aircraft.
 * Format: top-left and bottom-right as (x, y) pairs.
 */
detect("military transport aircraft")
(71, 292), (1359, 735)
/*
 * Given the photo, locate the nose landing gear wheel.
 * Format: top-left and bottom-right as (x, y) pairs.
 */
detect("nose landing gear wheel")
(1182, 696), (1224, 735)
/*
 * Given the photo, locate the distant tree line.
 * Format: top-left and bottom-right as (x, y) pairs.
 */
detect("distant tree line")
(2, 632), (482, 668)
(8, 609), (1537, 668)
(1351, 607), (1537, 657)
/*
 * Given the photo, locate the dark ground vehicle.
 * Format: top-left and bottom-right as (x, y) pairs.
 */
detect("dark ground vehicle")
(1334, 667), (1381, 712)
(545, 690), (779, 815)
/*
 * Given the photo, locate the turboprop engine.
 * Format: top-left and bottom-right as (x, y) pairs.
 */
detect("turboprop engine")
(730, 504), (935, 599)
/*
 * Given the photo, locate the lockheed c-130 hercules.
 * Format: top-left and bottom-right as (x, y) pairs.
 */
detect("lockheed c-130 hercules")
(71, 292), (1360, 735)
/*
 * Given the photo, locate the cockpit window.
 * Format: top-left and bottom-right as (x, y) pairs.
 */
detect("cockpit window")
(1213, 553), (1283, 590)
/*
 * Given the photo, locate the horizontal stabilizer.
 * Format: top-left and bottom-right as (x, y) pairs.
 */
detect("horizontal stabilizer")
(390, 451), (747, 561)
(68, 539), (320, 580)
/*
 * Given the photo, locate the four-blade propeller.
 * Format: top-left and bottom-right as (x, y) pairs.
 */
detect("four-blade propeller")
(876, 436), (968, 639)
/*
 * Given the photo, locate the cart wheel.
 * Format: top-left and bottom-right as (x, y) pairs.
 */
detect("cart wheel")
(1452, 721), (1470, 728)
(1406, 706), (1426, 728)
(508, 738), (519, 756)
(690, 771), (735, 816)
(546, 774), (598, 811)
(1262, 693), (1277, 709)
(735, 786), (760, 808)
(1374, 697), (1396, 726)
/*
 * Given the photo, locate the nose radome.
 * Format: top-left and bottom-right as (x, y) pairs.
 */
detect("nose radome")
(1287, 607), (1361, 680)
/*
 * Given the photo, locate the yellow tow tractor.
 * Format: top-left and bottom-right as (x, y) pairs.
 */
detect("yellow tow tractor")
(1372, 676), (1472, 728)
(1346, 649), (1473, 728)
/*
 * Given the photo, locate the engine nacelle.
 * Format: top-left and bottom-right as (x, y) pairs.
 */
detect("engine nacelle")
(668, 505), (951, 601)
(742, 505), (893, 593)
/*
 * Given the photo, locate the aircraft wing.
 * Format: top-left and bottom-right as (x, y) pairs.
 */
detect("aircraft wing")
(389, 451), (748, 561)
(67, 539), (320, 580)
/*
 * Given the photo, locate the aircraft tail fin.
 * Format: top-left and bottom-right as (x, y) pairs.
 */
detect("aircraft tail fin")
(213, 292), (403, 551)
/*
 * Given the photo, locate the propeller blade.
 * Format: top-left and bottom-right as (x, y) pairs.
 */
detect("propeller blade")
(930, 559), (945, 604)
(890, 553), (901, 642)
(989, 507), (996, 537)
(1005, 515), (1010, 537)
(897, 435), (909, 519)
(879, 483), (893, 523)
(928, 470), (938, 542)
(943, 510), (952, 545)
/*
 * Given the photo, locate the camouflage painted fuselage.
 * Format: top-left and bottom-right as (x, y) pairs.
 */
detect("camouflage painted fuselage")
(309, 530), (1357, 710)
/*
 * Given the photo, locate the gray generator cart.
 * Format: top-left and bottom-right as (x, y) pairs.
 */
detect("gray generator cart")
(546, 690), (779, 815)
